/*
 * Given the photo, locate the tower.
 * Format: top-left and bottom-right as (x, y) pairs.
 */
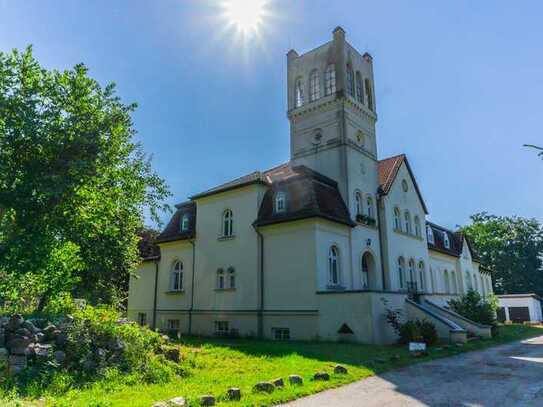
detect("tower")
(287, 27), (378, 212)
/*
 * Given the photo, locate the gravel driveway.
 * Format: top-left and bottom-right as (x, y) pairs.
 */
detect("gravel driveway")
(282, 336), (543, 407)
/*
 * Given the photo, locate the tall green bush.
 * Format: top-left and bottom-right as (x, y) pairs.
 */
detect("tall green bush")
(448, 290), (498, 327)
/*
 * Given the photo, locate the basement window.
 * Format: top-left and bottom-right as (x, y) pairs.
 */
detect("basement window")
(272, 328), (290, 340)
(137, 312), (147, 327)
(166, 319), (180, 338)
(215, 321), (229, 336)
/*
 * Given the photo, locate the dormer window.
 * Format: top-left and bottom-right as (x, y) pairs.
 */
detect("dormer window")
(427, 225), (434, 244)
(180, 214), (189, 232)
(443, 232), (450, 249)
(274, 192), (286, 213)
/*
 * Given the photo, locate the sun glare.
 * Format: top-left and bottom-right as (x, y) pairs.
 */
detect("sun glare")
(223, 0), (268, 35)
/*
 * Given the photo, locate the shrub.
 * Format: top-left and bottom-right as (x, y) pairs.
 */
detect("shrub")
(383, 301), (438, 345)
(448, 290), (498, 328)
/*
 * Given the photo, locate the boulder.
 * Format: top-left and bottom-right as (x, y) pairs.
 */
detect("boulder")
(227, 388), (241, 400)
(43, 324), (58, 339)
(313, 372), (330, 381)
(36, 332), (46, 343)
(334, 364), (348, 374)
(151, 402), (168, 407)
(8, 335), (31, 351)
(199, 395), (215, 406)
(34, 344), (52, 359)
(288, 375), (303, 385)
(253, 382), (275, 393)
(21, 320), (38, 334)
(15, 327), (31, 338)
(55, 331), (68, 347)
(168, 397), (186, 406)
(272, 377), (284, 388)
(7, 314), (24, 332)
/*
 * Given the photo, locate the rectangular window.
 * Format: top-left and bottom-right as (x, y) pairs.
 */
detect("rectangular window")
(137, 312), (147, 326)
(215, 321), (229, 336)
(166, 319), (180, 338)
(272, 328), (290, 340)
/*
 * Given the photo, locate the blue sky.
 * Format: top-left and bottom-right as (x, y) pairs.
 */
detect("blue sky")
(1, 0), (541, 229)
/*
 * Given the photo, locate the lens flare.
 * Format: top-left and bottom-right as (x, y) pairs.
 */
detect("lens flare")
(222, 0), (268, 35)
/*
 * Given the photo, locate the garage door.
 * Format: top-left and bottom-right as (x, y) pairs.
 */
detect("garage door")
(509, 307), (530, 323)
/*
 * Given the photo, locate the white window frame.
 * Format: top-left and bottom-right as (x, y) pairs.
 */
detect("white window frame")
(324, 64), (336, 96)
(170, 261), (183, 291)
(227, 266), (236, 289)
(418, 261), (425, 291)
(328, 246), (340, 286)
(364, 78), (374, 111)
(366, 196), (374, 219)
(398, 257), (406, 290)
(414, 216), (421, 238)
(443, 232), (450, 249)
(295, 77), (304, 107)
(181, 214), (189, 231)
(404, 211), (412, 234)
(275, 192), (286, 213)
(394, 208), (401, 231)
(427, 225), (435, 244)
(355, 191), (363, 216)
(309, 69), (320, 102)
(346, 64), (355, 97)
(361, 253), (369, 289)
(137, 312), (147, 326)
(222, 209), (234, 237)
(355, 71), (364, 104)
(215, 321), (229, 336)
(272, 327), (290, 340)
(217, 268), (225, 289)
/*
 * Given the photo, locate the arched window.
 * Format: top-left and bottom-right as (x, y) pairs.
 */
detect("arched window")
(328, 246), (340, 285)
(444, 270), (450, 293)
(408, 259), (415, 285)
(364, 78), (374, 111)
(275, 192), (286, 213)
(180, 213), (190, 232)
(227, 266), (236, 289)
(216, 268), (225, 289)
(295, 77), (304, 107)
(418, 261), (425, 291)
(361, 253), (369, 289)
(451, 271), (457, 294)
(465, 271), (471, 292)
(170, 261), (183, 291)
(398, 257), (406, 290)
(309, 69), (320, 102)
(394, 208), (401, 231)
(414, 216), (421, 238)
(222, 209), (233, 237)
(366, 196), (374, 219)
(443, 232), (450, 249)
(473, 274), (478, 291)
(324, 64), (336, 96)
(404, 211), (412, 234)
(346, 64), (355, 97)
(427, 225), (435, 244)
(429, 267), (435, 292)
(355, 191), (363, 217)
(355, 71), (364, 104)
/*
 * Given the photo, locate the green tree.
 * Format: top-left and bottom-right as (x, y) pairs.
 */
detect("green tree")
(0, 47), (170, 311)
(461, 213), (543, 297)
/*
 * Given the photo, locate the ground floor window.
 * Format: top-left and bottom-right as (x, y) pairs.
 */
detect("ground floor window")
(137, 312), (147, 326)
(215, 321), (229, 336)
(272, 327), (290, 340)
(166, 319), (180, 338)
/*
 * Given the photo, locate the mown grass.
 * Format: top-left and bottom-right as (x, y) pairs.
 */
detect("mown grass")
(3, 324), (543, 407)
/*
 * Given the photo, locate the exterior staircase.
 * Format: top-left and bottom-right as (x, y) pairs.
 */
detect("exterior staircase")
(405, 299), (468, 343)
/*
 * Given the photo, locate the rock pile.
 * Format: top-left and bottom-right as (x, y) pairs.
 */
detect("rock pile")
(0, 313), (71, 375)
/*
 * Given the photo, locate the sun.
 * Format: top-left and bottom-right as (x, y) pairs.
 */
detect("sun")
(222, 0), (268, 35)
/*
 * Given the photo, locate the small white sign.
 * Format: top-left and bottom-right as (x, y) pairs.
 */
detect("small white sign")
(409, 342), (427, 352)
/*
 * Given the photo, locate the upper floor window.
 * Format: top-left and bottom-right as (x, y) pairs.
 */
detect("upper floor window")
(366, 196), (374, 219)
(324, 64), (336, 96)
(355, 71), (364, 104)
(170, 260), (183, 291)
(309, 69), (320, 102)
(364, 78), (374, 111)
(444, 270), (450, 293)
(355, 191), (363, 216)
(427, 225), (435, 244)
(228, 266), (236, 289)
(408, 258), (415, 283)
(275, 192), (286, 213)
(451, 270), (457, 294)
(404, 211), (412, 234)
(402, 179), (409, 192)
(443, 232), (450, 249)
(393, 208), (401, 231)
(328, 246), (340, 286)
(465, 271), (472, 291)
(222, 209), (233, 237)
(216, 268), (225, 289)
(346, 64), (355, 97)
(180, 214), (190, 232)
(295, 77), (304, 108)
(414, 216), (421, 238)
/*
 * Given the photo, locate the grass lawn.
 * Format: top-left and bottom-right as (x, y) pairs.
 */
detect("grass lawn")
(5, 324), (543, 407)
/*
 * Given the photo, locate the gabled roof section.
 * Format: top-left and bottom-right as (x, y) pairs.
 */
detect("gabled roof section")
(378, 154), (428, 214)
(137, 229), (160, 262)
(189, 170), (270, 200)
(427, 221), (463, 258)
(255, 164), (355, 228)
(156, 201), (196, 244)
